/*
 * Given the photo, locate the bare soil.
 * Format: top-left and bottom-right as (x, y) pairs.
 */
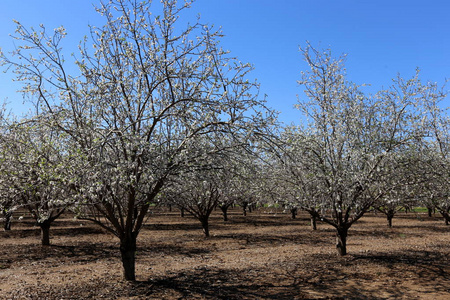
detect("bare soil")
(0, 208), (449, 299)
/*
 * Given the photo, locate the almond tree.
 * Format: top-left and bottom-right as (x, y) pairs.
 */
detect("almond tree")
(281, 44), (434, 255)
(414, 93), (450, 225)
(166, 166), (223, 238)
(374, 161), (417, 228)
(0, 124), (17, 231)
(0, 119), (74, 245)
(1, 0), (274, 280)
(0, 192), (16, 231)
(413, 149), (450, 225)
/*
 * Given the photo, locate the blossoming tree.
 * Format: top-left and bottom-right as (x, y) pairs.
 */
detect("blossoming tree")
(280, 44), (437, 255)
(1, 0), (274, 280)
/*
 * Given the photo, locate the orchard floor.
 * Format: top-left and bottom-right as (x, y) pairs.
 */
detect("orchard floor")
(0, 208), (449, 300)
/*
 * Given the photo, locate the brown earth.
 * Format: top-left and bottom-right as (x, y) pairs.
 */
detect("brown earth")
(0, 208), (449, 300)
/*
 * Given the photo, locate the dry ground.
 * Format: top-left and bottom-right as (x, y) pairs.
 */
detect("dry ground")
(0, 208), (449, 299)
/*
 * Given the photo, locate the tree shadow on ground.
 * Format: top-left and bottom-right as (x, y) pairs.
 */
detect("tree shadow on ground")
(126, 264), (402, 300)
(141, 243), (212, 257)
(351, 249), (450, 293)
(384, 223), (450, 233)
(211, 232), (330, 248)
(130, 267), (309, 300)
(144, 222), (204, 231)
(130, 248), (446, 299)
(0, 226), (106, 239)
(0, 242), (119, 267)
(224, 216), (305, 227)
(50, 243), (119, 261)
(286, 249), (450, 299)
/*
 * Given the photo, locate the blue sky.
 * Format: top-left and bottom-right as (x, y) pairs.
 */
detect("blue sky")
(0, 0), (449, 124)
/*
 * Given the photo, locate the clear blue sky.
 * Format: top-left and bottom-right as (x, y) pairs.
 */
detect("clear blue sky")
(1, 0), (449, 124)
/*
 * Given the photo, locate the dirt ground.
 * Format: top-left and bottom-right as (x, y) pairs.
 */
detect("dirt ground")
(0, 208), (449, 300)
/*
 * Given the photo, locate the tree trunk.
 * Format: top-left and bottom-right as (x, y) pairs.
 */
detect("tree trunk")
(311, 214), (317, 230)
(220, 206), (229, 221)
(180, 207), (185, 218)
(242, 202), (248, 216)
(200, 217), (210, 237)
(39, 221), (51, 246)
(336, 227), (348, 256)
(427, 206), (433, 217)
(3, 211), (12, 231)
(387, 215), (393, 228)
(291, 207), (297, 219)
(441, 212), (450, 225)
(387, 211), (394, 228)
(120, 235), (137, 281)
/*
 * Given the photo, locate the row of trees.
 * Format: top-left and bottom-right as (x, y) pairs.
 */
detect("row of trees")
(0, 0), (448, 281)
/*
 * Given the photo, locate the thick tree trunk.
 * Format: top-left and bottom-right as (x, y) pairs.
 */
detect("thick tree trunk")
(311, 215), (317, 230)
(39, 221), (51, 246)
(200, 217), (210, 237)
(120, 235), (137, 281)
(220, 206), (229, 221)
(336, 227), (348, 256)
(180, 207), (185, 218)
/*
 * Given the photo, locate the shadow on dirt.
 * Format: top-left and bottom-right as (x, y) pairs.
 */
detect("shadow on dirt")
(125, 264), (399, 300)
(212, 232), (329, 247)
(0, 242), (119, 267)
(142, 244), (212, 257)
(130, 267), (309, 300)
(352, 249), (449, 277)
(0, 226), (106, 239)
(125, 248), (446, 299)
